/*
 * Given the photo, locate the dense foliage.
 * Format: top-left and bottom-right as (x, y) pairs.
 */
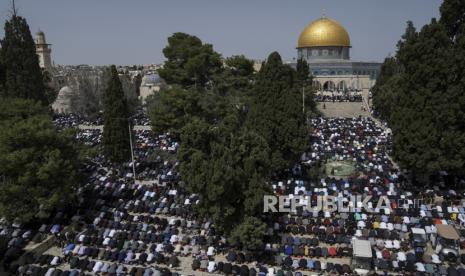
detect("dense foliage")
(0, 15), (47, 104)
(149, 33), (315, 249)
(247, 52), (308, 172)
(158, 32), (222, 88)
(372, 0), (465, 182)
(103, 66), (131, 163)
(230, 216), (267, 251)
(179, 116), (271, 231)
(0, 14), (82, 223)
(0, 99), (80, 223)
(296, 58), (317, 115)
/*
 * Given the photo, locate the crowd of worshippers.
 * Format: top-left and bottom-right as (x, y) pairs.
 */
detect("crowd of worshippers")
(4, 115), (465, 276)
(53, 114), (103, 129)
(315, 93), (363, 102)
(53, 108), (149, 130)
(269, 117), (465, 274)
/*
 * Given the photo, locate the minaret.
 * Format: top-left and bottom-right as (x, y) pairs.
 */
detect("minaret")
(35, 30), (52, 72)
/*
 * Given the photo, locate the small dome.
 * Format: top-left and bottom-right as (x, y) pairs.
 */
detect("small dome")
(58, 86), (73, 97)
(298, 17), (351, 48)
(142, 74), (161, 85)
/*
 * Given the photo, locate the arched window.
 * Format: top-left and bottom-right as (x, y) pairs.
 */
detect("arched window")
(323, 81), (336, 91)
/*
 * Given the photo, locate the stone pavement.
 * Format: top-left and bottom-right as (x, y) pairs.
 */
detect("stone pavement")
(317, 102), (370, 118)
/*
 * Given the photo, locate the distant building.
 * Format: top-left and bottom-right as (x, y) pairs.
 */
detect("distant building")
(296, 16), (381, 91)
(139, 73), (163, 104)
(52, 86), (74, 113)
(35, 30), (53, 72)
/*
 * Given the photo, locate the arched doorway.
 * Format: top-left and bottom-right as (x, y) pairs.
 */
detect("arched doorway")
(312, 80), (322, 91)
(323, 80), (335, 91)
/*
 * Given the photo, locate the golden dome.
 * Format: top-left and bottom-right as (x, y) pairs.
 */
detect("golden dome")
(298, 17), (351, 48)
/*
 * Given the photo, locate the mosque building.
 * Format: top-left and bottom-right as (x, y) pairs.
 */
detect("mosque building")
(296, 16), (381, 91)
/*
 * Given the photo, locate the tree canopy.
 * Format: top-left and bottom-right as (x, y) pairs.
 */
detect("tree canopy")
(0, 15), (47, 104)
(372, 0), (465, 182)
(158, 33), (222, 88)
(102, 65), (131, 163)
(0, 99), (81, 223)
(179, 115), (271, 231)
(150, 33), (315, 247)
(246, 52), (308, 172)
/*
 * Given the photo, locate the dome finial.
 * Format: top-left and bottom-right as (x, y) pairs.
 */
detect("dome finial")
(322, 9), (326, 18)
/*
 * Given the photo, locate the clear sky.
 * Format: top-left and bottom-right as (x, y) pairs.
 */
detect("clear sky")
(0, 0), (441, 65)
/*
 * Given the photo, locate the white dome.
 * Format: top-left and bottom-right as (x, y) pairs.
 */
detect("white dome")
(59, 86), (72, 95)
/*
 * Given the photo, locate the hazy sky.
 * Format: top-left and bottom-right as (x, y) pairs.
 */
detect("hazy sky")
(0, 0), (441, 65)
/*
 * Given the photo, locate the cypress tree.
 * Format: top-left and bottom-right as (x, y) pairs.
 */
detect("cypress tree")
(439, 0), (465, 39)
(373, 5), (465, 183)
(296, 58), (310, 86)
(103, 65), (131, 163)
(247, 52), (307, 171)
(440, 0), (465, 178)
(296, 58), (316, 115)
(372, 57), (400, 121)
(390, 19), (452, 183)
(0, 15), (47, 103)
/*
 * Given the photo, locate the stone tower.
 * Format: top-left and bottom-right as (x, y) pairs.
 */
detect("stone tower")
(35, 30), (52, 72)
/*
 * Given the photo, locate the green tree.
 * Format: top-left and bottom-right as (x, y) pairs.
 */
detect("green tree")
(214, 55), (255, 93)
(0, 97), (48, 121)
(371, 57), (401, 121)
(440, 0), (465, 38)
(102, 65), (131, 163)
(440, 0), (465, 178)
(42, 70), (58, 105)
(134, 74), (142, 97)
(247, 52), (308, 171)
(0, 15), (47, 104)
(179, 115), (270, 231)
(296, 58), (317, 116)
(225, 55), (255, 77)
(120, 72), (140, 116)
(373, 11), (465, 183)
(0, 99), (80, 223)
(230, 216), (267, 251)
(296, 58), (310, 86)
(148, 86), (203, 137)
(158, 33), (222, 88)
